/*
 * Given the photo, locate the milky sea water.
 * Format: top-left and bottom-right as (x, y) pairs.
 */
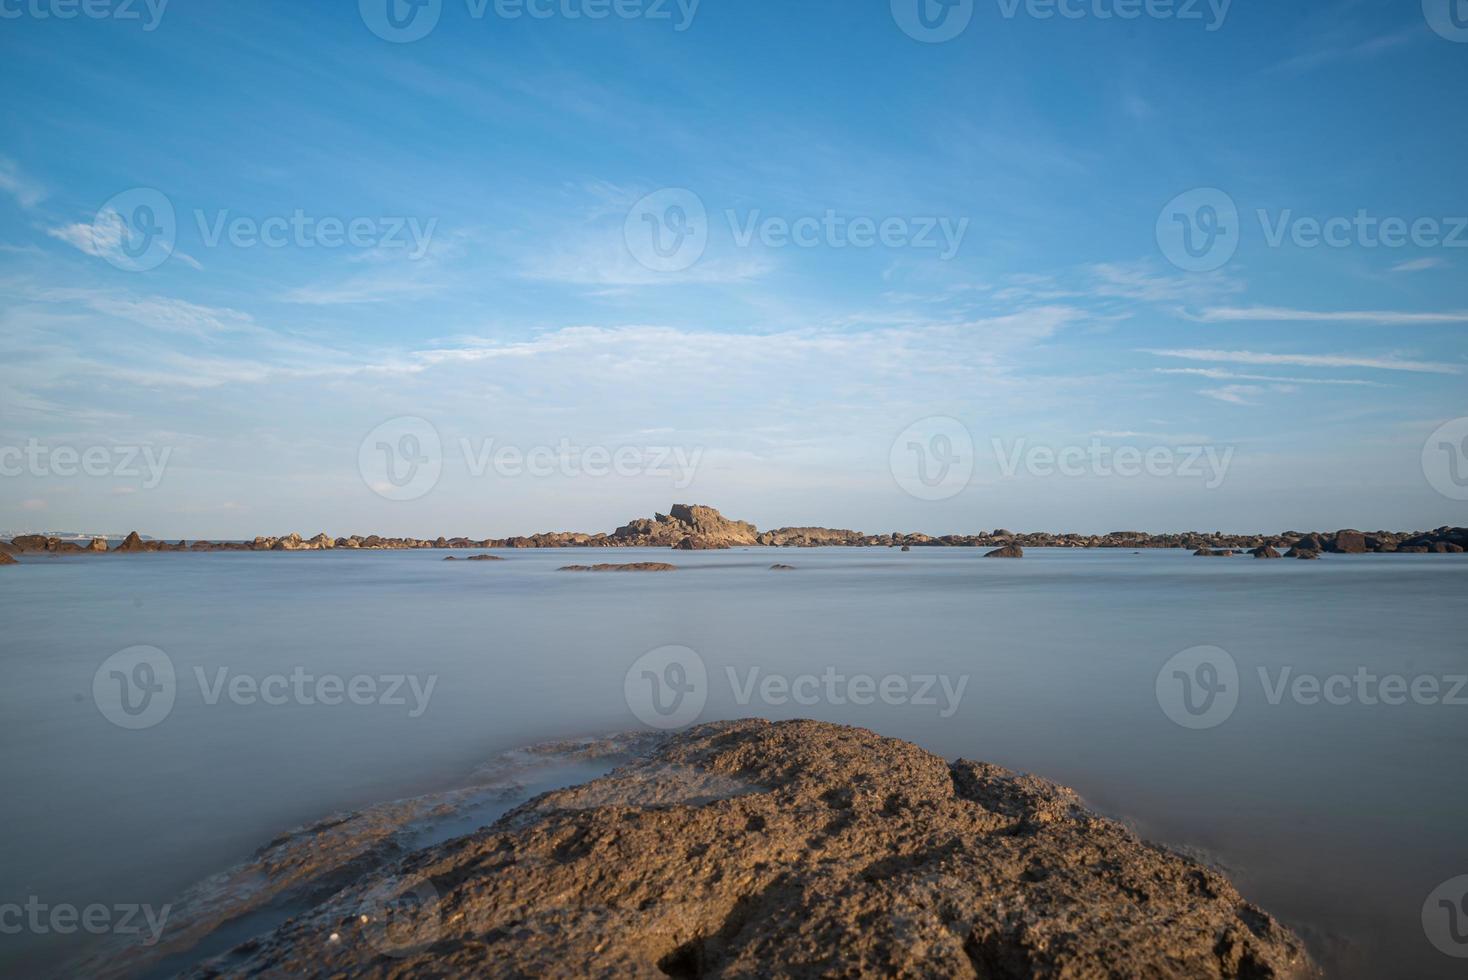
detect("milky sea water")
(1, 547), (1465, 977)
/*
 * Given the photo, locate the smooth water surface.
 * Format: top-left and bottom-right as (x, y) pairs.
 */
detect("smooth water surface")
(1, 547), (1464, 977)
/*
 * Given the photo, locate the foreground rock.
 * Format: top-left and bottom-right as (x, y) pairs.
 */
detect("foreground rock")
(189, 720), (1314, 979)
(559, 562), (678, 572)
(984, 542), (1023, 558)
(0, 551), (16, 566)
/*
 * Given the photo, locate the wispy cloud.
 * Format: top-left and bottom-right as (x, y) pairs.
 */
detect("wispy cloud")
(0, 157), (44, 209)
(1188, 306), (1468, 326)
(1154, 367), (1385, 387)
(1268, 24), (1418, 75)
(1390, 257), (1448, 274)
(1143, 348), (1460, 374)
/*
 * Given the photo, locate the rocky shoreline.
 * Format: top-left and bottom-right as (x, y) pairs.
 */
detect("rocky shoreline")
(3, 503), (1464, 561)
(154, 719), (1314, 978)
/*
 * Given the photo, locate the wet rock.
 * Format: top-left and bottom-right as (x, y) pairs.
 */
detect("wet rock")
(188, 719), (1315, 979)
(1327, 530), (1367, 554)
(984, 543), (1023, 558)
(0, 551), (16, 566)
(1251, 546), (1282, 559)
(559, 563), (678, 572)
(769, 563), (795, 570)
(1194, 548), (1236, 557)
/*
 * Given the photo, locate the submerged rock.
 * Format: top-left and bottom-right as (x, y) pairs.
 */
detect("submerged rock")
(769, 563), (795, 570)
(559, 562), (678, 572)
(186, 720), (1315, 979)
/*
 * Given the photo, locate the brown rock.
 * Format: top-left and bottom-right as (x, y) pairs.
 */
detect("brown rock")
(0, 551), (16, 566)
(984, 543), (1024, 558)
(114, 531), (148, 553)
(187, 720), (1314, 979)
(1328, 530), (1367, 554)
(1251, 545), (1282, 559)
(559, 563), (678, 572)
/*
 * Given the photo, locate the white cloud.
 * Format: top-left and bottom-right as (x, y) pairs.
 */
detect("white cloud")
(0, 158), (44, 209)
(1390, 258), (1447, 273)
(1189, 306), (1468, 326)
(1154, 367), (1385, 386)
(1143, 348), (1460, 374)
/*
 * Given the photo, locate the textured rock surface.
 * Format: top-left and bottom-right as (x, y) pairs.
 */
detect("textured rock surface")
(188, 720), (1315, 979)
(984, 543), (1024, 558)
(559, 562), (678, 572)
(0, 551), (16, 566)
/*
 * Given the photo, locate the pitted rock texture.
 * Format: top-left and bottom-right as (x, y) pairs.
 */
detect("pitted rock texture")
(188, 719), (1314, 979)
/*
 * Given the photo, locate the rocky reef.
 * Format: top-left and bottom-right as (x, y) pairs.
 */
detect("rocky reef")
(181, 720), (1315, 978)
(7, 508), (1466, 560)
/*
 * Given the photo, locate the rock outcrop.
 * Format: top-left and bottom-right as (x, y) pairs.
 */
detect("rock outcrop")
(114, 531), (148, 553)
(984, 543), (1023, 558)
(186, 720), (1315, 979)
(19, 517), (1468, 560)
(1251, 545), (1282, 559)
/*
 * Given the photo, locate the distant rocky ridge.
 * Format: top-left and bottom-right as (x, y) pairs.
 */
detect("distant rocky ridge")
(2, 506), (1465, 560)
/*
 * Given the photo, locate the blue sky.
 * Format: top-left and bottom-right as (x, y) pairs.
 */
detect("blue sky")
(1, 0), (1466, 537)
